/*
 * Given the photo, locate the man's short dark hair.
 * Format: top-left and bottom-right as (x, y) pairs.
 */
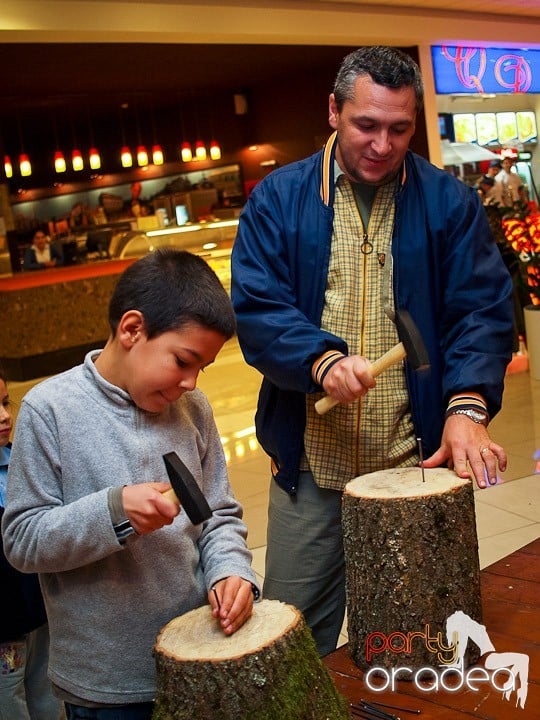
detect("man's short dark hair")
(333, 46), (424, 113)
(489, 160), (502, 169)
(108, 249), (236, 339)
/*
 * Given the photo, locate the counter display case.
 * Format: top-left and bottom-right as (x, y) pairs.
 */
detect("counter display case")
(110, 218), (239, 293)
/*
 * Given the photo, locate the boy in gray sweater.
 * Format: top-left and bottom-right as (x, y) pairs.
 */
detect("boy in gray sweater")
(2, 249), (259, 720)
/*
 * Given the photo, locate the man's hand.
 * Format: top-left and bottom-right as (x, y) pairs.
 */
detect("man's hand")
(209, 577), (255, 635)
(322, 355), (376, 404)
(122, 482), (180, 535)
(422, 414), (507, 489)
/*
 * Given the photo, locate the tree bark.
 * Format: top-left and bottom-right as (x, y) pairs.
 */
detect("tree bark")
(153, 599), (350, 720)
(343, 467), (483, 676)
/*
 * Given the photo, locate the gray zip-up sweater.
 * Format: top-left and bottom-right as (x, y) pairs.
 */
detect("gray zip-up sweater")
(2, 352), (257, 705)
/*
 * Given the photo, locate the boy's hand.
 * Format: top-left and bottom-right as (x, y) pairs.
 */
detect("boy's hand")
(209, 577), (255, 635)
(122, 482), (180, 535)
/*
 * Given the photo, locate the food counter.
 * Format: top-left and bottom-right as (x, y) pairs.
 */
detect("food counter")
(0, 219), (238, 380)
(110, 218), (238, 293)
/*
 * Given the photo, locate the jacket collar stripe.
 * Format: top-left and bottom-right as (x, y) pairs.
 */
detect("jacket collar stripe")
(320, 132), (338, 206)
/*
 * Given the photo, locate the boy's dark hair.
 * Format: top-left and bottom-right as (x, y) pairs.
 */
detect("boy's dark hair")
(108, 249), (236, 340)
(0, 364), (5, 383)
(333, 45), (424, 113)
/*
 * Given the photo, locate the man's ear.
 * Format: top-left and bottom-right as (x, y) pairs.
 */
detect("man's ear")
(328, 93), (339, 130)
(117, 310), (145, 349)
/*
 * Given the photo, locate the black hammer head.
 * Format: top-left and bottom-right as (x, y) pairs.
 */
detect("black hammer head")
(395, 310), (430, 371)
(163, 452), (212, 525)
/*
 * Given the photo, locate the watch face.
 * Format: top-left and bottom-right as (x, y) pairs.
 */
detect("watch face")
(465, 408), (488, 424)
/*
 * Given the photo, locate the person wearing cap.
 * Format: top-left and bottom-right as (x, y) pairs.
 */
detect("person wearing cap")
(486, 159), (502, 179)
(493, 157), (527, 207)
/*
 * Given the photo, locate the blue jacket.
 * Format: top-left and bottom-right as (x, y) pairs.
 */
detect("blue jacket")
(1, 446), (47, 641)
(231, 135), (514, 494)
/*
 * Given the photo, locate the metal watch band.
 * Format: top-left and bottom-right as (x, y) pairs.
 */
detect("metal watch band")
(446, 407), (489, 426)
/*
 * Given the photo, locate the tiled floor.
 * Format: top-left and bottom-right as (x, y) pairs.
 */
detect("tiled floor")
(8, 338), (540, 644)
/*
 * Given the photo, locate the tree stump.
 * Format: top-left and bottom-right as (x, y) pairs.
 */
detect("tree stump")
(152, 599), (350, 720)
(343, 467), (483, 677)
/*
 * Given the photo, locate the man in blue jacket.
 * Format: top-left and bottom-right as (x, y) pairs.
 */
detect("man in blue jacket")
(231, 46), (513, 656)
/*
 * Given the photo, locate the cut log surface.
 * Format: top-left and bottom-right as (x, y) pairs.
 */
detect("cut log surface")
(152, 598), (350, 720)
(343, 467), (483, 675)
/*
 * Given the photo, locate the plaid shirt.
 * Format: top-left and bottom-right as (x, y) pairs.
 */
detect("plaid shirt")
(304, 173), (418, 490)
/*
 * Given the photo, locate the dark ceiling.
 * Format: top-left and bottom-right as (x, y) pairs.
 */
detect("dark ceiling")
(0, 42), (357, 188)
(0, 42), (351, 114)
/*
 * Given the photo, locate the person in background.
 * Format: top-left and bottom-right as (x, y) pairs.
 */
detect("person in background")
(475, 174), (496, 204)
(2, 249), (258, 720)
(493, 156), (527, 208)
(231, 45), (514, 656)
(22, 231), (63, 271)
(0, 366), (62, 720)
(486, 159), (502, 179)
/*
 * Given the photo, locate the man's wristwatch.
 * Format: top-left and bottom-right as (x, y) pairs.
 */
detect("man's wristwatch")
(446, 407), (489, 426)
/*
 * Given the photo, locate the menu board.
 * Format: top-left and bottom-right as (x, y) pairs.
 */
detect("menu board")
(516, 111), (537, 143)
(475, 113), (498, 146)
(450, 111), (537, 146)
(496, 112), (518, 145)
(452, 114), (477, 142)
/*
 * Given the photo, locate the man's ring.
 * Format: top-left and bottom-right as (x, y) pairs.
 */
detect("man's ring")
(481, 447), (490, 455)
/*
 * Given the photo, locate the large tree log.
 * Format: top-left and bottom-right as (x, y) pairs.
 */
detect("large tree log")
(343, 467), (483, 677)
(152, 599), (350, 720)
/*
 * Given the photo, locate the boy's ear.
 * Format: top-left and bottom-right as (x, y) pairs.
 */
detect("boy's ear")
(117, 310), (145, 348)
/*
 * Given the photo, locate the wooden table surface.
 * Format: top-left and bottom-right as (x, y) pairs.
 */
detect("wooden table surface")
(324, 537), (539, 719)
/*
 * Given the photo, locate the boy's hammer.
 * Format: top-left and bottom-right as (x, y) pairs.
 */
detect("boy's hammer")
(315, 310), (430, 415)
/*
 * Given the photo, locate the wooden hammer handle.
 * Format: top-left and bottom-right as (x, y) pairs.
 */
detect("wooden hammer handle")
(161, 487), (181, 506)
(314, 342), (406, 415)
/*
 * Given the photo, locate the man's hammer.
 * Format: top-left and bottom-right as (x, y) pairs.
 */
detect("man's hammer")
(315, 309), (430, 415)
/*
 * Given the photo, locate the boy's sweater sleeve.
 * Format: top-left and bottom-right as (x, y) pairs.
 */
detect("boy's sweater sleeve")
(194, 403), (258, 591)
(2, 399), (123, 574)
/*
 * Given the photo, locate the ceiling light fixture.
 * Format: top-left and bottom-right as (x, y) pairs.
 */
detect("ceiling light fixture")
(149, 98), (165, 166)
(121, 146), (133, 168)
(4, 155), (13, 178)
(86, 107), (101, 170)
(209, 139), (222, 160)
(17, 118), (31, 176)
(119, 104), (133, 168)
(137, 144), (149, 167)
(54, 150), (67, 173)
(89, 147), (101, 170)
(19, 153), (32, 177)
(195, 140), (207, 161)
(152, 144), (164, 165)
(180, 141), (192, 162)
(72, 148), (84, 171)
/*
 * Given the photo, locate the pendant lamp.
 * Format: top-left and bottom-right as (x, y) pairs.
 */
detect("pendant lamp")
(121, 146), (133, 168)
(209, 140), (222, 160)
(89, 147), (101, 170)
(19, 153), (32, 177)
(4, 155), (13, 178)
(54, 150), (67, 173)
(180, 141), (192, 162)
(72, 148), (84, 171)
(17, 118), (31, 177)
(195, 140), (207, 161)
(137, 145), (149, 167)
(152, 144), (164, 165)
